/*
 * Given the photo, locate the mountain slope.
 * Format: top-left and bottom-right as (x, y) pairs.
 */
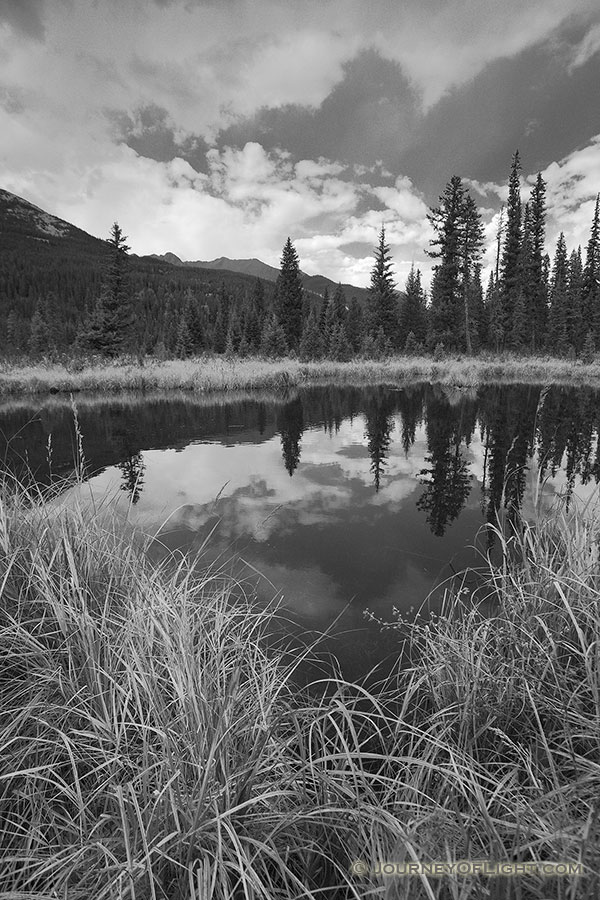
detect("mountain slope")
(150, 252), (370, 302)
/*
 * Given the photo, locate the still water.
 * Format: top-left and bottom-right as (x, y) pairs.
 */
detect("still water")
(2, 382), (599, 680)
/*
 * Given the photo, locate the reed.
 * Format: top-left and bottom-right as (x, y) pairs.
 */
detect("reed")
(1, 468), (598, 898)
(2, 352), (600, 396)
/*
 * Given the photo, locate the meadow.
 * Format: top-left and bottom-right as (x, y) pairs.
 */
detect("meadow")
(1, 466), (599, 898)
(3, 352), (600, 395)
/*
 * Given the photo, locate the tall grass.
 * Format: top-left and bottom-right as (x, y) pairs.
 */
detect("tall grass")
(1, 470), (599, 898)
(3, 352), (600, 396)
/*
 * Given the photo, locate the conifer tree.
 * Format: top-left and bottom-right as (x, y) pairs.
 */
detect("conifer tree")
(546, 233), (569, 353)
(260, 313), (288, 358)
(367, 227), (399, 348)
(28, 302), (48, 357)
(528, 174), (548, 350)
(299, 309), (325, 360)
(329, 323), (352, 361)
(346, 298), (364, 353)
(566, 248), (584, 352)
(427, 176), (483, 351)
(175, 312), (193, 358)
(275, 237), (304, 351)
(583, 195), (600, 340)
(399, 266), (427, 346)
(82, 222), (133, 356)
(499, 151), (522, 346)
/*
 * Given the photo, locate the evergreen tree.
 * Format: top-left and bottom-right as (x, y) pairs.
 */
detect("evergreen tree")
(367, 227), (399, 348)
(82, 223), (133, 356)
(460, 194), (485, 353)
(275, 237), (304, 351)
(583, 195), (600, 341)
(546, 233), (569, 353)
(329, 322), (352, 361)
(566, 248), (584, 352)
(175, 312), (193, 358)
(528, 174), (548, 350)
(299, 309), (325, 360)
(346, 298), (364, 353)
(319, 286), (330, 332)
(260, 313), (288, 358)
(499, 151), (522, 346)
(484, 272), (503, 352)
(184, 289), (205, 353)
(467, 265), (486, 351)
(28, 302), (48, 357)
(427, 176), (483, 351)
(399, 266), (427, 346)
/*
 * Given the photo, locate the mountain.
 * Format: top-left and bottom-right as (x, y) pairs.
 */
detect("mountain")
(0, 188), (370, 357)
(150, 253), (371, 302)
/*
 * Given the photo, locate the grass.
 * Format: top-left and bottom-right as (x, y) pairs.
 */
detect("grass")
(1, 468), (599, 898)
(3, 352), (600, 396)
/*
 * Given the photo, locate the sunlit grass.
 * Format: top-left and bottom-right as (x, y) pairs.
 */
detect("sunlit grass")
(2, 351), (600, 395)
(1, 465), (599, 897)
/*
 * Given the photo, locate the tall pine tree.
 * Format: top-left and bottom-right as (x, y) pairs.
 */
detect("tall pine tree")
(275, 237), (304, 352)
(82, 223), (133, 356)
(367, 227), (399, 348)
(499, 151), (522, 347)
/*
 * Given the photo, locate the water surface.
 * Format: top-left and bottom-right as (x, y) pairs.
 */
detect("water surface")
(3, 382), (599, 680)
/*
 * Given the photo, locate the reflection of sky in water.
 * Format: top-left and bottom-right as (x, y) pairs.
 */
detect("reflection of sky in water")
(6, 384), (599, 681)
(80, 417), (481, 677)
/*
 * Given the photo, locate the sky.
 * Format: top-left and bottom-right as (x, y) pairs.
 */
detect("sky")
(1, 0), (600, 288)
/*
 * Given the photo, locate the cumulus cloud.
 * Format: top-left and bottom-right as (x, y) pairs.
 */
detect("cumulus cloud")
(1, 0), (598, 286)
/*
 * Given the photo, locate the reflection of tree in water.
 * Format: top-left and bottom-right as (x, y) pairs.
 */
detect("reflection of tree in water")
(118, 451), (146, 505)
(277, 396), (304, 476)
(364, 389), (396, 492)
(396, 385), (425, 456)
(535, 386), (600, 501)
(416, 391), (475, 536)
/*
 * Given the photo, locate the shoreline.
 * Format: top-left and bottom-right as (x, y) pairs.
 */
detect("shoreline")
(2, 353), (600, 396)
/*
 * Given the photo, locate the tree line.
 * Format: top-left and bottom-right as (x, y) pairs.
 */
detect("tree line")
(4, 150), (600, 360)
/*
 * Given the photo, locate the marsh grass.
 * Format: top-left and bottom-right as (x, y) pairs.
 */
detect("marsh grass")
(3, 352), (600, 396)
(1, 466), (599, 898)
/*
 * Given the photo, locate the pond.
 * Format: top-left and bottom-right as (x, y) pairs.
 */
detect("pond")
(2, 381), (599, 682)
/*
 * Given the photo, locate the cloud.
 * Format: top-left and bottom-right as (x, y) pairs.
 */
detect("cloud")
(0, 0), (46, 41)
(1, 0), (599, 287)
(570, 21), (600, 69)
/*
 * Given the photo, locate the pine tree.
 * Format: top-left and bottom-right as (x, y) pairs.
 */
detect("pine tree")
(528, 174), (548, 351)
(260, 313), (288, 358)
(367, 227), (399, 348)
(499, 151), (522, 347)
(566, 248), (584, 352)
(329, 322), (352, 361)
(583, 195), (600, 341)
(82, 222), (133, 356)
(346, 298), (364, 353)
(546, 233), (569, 353)
(581, 330), (596, 363)
(175, 312), (193, 358)
(460, 194), (485, 353)
(299, 309), (325, 360)
(28, 302), (48, 357)
(399, 266), (427, 346)
(275, 237), (304, 352)
(427, 176), (482, 351)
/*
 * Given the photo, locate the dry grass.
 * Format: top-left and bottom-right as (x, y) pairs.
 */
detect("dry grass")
(1, 466), (599, 898)
(2, 352), (600, 396)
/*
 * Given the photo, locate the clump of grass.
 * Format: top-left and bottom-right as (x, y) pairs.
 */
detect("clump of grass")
(3, 353), (600, 396)
(1, 466), (599, 898)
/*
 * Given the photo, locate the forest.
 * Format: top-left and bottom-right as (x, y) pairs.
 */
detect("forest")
(1, 151), (599, 363)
